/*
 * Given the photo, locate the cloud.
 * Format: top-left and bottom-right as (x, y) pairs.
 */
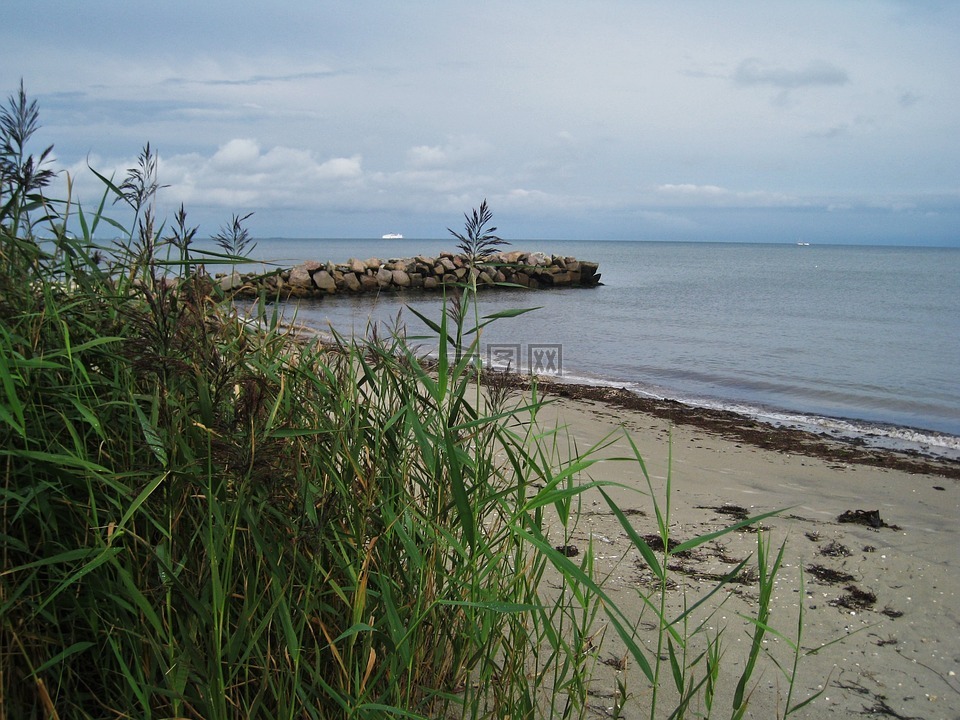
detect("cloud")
(164, 68), (338, 87)
(52, 139), (367, 213)
(210, 138), (260, 168)
(734, 58), (849, 89)
(655, 183), (807, 208)
(406, 136), (493, 169)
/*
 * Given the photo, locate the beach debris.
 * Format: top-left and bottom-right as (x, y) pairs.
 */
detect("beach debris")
(880, 607), (904, 619)
(696, 503), (750, 521)
(806, 564), (856, 584)
(819, 540), (852, 557)
(831, 584), (877, 611)
(641, 534), (692, 557)
(555, 544), (579, 557)
(669, 562), (759, 586)
(860, 698), (923, 719)
(600, 654), (628, 671)
(837, 509), (901, 530)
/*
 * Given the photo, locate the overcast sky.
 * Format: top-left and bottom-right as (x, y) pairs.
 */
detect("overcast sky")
(3, 1), (959, 244)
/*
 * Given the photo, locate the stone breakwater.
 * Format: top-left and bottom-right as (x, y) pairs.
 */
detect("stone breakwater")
(219, 251), (601, 299)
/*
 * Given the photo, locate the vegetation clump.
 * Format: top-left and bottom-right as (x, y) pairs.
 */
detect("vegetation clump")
(1, 83), (823, 719)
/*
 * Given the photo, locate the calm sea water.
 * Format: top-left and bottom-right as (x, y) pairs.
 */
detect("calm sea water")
(210, 238), (960, 459)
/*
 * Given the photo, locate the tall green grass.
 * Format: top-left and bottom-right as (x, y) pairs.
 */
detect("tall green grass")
(0, 83), (825, 719)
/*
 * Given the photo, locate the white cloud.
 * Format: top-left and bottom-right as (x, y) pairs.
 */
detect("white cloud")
(211, 138), (260, 168)
(407, 145), (448, 168)
(56, 140), (367, 214)
(405, 136), (493, 169)
(658, 184), (727, 197)
(734, 58), (850, 89)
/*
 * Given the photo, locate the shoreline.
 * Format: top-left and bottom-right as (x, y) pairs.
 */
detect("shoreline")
(293, 321), (960, 478)
(487, 371), (960, 480)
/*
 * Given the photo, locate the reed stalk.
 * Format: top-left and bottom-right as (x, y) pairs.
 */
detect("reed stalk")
(0, 83), (825, 719)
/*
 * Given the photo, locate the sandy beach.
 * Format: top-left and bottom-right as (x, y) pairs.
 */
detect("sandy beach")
(506, 379), (960, 719)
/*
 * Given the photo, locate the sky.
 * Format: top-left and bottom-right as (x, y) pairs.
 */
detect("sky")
(3, 1), (959, 245)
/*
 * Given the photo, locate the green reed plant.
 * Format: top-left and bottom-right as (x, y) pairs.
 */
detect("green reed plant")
(1, 84), (827, 719)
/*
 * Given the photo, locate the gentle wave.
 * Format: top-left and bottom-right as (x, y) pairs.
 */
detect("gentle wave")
(544, 369), (960, 461)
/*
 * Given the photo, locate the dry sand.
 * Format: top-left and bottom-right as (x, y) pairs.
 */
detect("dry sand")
(508, 382), (960, 719)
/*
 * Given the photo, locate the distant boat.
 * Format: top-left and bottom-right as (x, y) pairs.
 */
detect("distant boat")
(382, 233), (403, 239)
(796, 241), (810, 246)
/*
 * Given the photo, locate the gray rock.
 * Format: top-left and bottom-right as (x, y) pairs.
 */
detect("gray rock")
(289, 264), (315, 289)
(314, 270), (337, 293)
(342, 272), (361, 292)
(219, 272), (243, 292)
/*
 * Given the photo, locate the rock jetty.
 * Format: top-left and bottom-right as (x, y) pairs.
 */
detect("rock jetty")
(219, 251), (601, 299)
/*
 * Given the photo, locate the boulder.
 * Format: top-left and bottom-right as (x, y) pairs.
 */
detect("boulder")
(342, 272), (361, 292)
(288, 264), (315, 289)
(392, 270), (411, 287)
(219, 272), (243, 292)
(314, 270), (337, 293)
(579, 262), (600, 286)
(349, 258), (366, 273)
(376, 267), (393, 287)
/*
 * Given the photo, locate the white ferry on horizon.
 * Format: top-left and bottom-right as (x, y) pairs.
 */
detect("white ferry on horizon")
(382, 232), (403, 239)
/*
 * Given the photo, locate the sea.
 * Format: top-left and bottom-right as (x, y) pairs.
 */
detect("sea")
(202, 238), (960, 461)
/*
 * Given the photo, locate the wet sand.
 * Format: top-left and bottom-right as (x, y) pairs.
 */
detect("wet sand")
(507, 379), (960, 719)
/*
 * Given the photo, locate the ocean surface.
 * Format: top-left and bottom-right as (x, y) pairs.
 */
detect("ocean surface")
(203, 238), (960, 460)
